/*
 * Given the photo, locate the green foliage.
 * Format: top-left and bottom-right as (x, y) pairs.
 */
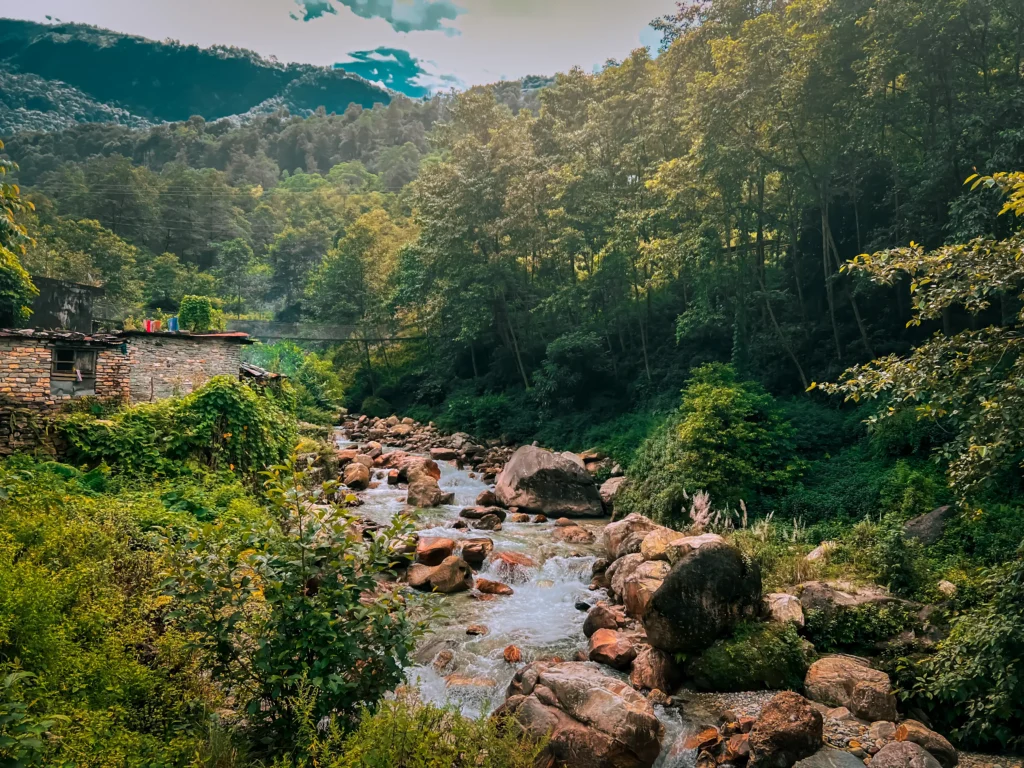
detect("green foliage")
(0, 139), (37, 328)
(161, 457), (424, 755)
(0, 672), (63, 767)
(178, 294), (215, 331)
(278, 692), (545, 768)
(620, 364), (802, 523)
(0, 457), (223, 766)
(804, 603), (916, 655)
(59, 376), (296, 481)
(906, 543), (1024, 750)
(294, 354), (344, 425)
(358, 395), (392, 419)
(533, 331), (613, 411)
(687, 621), (812, 692)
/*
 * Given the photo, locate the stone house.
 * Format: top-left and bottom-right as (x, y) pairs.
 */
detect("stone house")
(0, 328), (254, 412)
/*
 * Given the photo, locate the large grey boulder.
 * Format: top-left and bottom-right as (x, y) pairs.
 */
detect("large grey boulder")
(904, 506), (955, 546)
(804, 655), (898, 722)
(497, 661), (665, 768)
(642, 539), (761, 654)
(495, 445), (604, 517)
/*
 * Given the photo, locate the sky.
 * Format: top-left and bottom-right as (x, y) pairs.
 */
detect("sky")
(0, 0), (674, 97)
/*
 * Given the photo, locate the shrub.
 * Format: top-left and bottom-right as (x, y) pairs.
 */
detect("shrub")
(0, 247), (37, 327)
(178, 294), (214, 331)
(619, 364), (802, 524)
(804, 603), (916, 654)
(59, 376), (296, 481)
(533, 331), (613, 411)
(907, 543), (1024, 750)
(359, 395), (392, 419)
(687, 622), (812, 692)
(294, 354), (344, 425)
(0, 458), (219, 766)
(280, 692), (546, 768)
(162, 458), (425, 755)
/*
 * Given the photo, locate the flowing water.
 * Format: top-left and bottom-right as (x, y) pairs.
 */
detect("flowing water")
(339, 432), (700, 767)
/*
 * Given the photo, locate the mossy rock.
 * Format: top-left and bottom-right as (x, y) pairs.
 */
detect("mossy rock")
(687, 621), (813, 692)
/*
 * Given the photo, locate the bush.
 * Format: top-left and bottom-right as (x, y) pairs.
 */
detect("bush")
(59, 376), (296, 481)
(0, 457), (220, 766)
(907, 543), (1024, 750)
(178, 294), (215, 331)
(804, 603), (916, 654)
(359, 395), (392, 419)
(619, 364), (802, 524)
(0, 247), (37, 327)
(162, 458), (425, 755)
(533, 331), (613, 411)
(281, 692), (546, 768)
(687, 622), (812, 692)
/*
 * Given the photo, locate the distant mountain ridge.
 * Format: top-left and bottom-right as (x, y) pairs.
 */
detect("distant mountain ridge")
(0, 18), (394, 133)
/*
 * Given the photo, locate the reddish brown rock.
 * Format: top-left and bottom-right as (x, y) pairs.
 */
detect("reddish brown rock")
(476, 489), (499, 507)
(386, 469), (400, 485)
(430, 447), (458, 461)
(496, 661), (664, 768)
(459, 537), (494, 566)
(622, 560), (671, 618)
(406, 556), (474, 594)
(343, 461), (371, 490)
(466, 624), (489, 635)
(488, 551), (537, 583)
(532, 514), (548, 523)
(509, 513), (532, 523)
(504, 645), (523, 664)
(473, 513), (503, 531)
(748, 692), (823, 768)
(552, 524), (596, 544)
(630, 645), (682, 693)
(588, 628), (637, 670)
(476, 578), (514, 596)
(583, 603), (623, 637)
(895, 721), (957, 768)
(416, 537), (456, 566)
(804, 656), (897, 722)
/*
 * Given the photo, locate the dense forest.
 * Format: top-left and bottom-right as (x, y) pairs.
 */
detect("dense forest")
(2, 0), (1024, 764)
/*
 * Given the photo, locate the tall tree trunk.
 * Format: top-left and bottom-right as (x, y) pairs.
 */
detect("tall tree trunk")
(821, 198), (843, 362)
(758, 272), (809, 391)
(826, 226), (875, 358)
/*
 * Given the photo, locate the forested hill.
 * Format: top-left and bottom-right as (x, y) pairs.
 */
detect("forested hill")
(0, 18), (393, 132)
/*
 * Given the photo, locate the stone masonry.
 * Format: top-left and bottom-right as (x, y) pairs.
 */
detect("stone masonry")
(127, 335), (245, 402)
(0, 337), (129, 411)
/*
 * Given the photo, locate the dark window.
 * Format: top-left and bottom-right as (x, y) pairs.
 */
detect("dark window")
(51, 348), (98, 397)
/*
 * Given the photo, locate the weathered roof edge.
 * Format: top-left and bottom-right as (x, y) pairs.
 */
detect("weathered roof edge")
(1, 329), (254, 345)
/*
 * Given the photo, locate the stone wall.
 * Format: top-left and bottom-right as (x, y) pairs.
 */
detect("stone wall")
(0, 338), (129, 456)
(127, 336), (244, 402)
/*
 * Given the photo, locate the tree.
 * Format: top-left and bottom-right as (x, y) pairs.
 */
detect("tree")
(214, 237), (256, 315)
(0, 140), (37, 327)
(822, 173), (1024, 503)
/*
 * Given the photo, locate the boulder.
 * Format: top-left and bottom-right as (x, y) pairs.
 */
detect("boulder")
(584, 604), (623, 638)
(748, 691), (823, 768)
(386, 469), (400, 485)
(608, 553), (646, 600)
(642, 540), (762, 654)
(407, 556), (474, 593)
(488, 551), (537, 584)
(764, 593), (806, 626)
(353, 454), (375, 468)
(406, 476), (450, 508)
(639, 527), (687, 562)
(601, 513), (663, 560)
(389, 423), (414, 437)
(343, 462), (370, 490)
(871, 742), (942, 768)
(904, 506), (955, 546)
(497, 661), (664, 768)
(416, 537), (456, 566)
(896, 721), (957, 768)
(460, 506), (508, 521)
(476, 489), (499, 507)
(476, 578), (514, 596)
(552, 525), (596, 544)
(794, 749), (868, 768)
(494, 445), (604, 517)
(430, 447), (459, 461)
(510, 513), (531, 523)
(622, 560), (671, 618)
(459, 538), (494, 566)
(600, 476), (628, 511)
(589, 628), (638, 670)
(398, 456), (441, 483)
(473, 513), (503, 531)
(663, 533), (727, 566)
(797, 581), (899, 615)
(804, 656), (897, 722)
(630, 646), (682, 693)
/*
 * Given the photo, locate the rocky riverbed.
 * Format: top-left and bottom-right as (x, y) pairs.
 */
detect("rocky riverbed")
(334, 415), (1022, 768)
